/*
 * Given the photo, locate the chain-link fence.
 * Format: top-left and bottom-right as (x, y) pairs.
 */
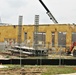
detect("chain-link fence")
(0, 42), (76, 59)
(0, 42), (76, 75)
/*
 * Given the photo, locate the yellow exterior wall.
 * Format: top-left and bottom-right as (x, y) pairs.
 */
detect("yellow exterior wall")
(0, 26), (17, 42)
(0, 24), (76, 48)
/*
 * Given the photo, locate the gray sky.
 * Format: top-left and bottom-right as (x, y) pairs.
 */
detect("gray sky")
(0, 0), (76, 25)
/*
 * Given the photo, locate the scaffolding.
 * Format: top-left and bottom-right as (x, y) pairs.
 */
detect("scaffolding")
(34, 15), (39, 50)
(18, 16), (23, 46)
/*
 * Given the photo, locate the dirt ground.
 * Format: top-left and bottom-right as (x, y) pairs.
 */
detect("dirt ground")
(58, 73), (76, 75)
(0, 66), (47, 75)
(0, 64), (76, 75)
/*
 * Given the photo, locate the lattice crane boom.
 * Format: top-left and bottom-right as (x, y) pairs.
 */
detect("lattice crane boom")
(39, 0), (58, 24)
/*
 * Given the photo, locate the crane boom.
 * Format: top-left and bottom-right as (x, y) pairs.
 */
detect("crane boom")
(39, 0), (58, 23)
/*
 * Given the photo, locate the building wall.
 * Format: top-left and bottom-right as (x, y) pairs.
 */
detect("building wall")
(0, 24), (76, 49)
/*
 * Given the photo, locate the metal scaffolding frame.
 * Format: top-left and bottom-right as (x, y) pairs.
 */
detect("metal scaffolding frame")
(18, 16), (23, 46)
(34, 15), (39, 50)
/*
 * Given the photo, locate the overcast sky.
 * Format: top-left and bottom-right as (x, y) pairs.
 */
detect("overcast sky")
(0, 0), (76, 25)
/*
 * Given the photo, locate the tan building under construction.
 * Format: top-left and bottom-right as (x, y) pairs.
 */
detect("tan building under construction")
(0, 24), (76, 50)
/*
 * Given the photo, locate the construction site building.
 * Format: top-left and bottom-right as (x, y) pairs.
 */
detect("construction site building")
(0, 24), (76, 50)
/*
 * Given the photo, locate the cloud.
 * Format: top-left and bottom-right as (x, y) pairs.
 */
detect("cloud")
(7, 0), (27, 8)
(47, 0), (76, 23)
(0, 0), (76, 24)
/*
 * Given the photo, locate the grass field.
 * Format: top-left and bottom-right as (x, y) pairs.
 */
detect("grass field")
(42, 66), (76, 75)
(0, 65), (76, 75)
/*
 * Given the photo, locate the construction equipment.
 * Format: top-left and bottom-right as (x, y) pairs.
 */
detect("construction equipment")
(66, 42), (76, 57)
(39, 0), (58, 24)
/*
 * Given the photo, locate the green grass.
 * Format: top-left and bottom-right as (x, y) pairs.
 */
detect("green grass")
(42, 66), (76, 75)
(1, 65), (76, 75)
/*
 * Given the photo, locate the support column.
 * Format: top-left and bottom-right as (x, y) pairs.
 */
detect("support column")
(55, 31), (58, 50)
(66, 31), (72, 47)
(46, 30), (51, 48)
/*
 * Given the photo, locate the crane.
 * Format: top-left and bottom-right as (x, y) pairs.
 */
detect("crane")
(39, 0), (58, 24)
